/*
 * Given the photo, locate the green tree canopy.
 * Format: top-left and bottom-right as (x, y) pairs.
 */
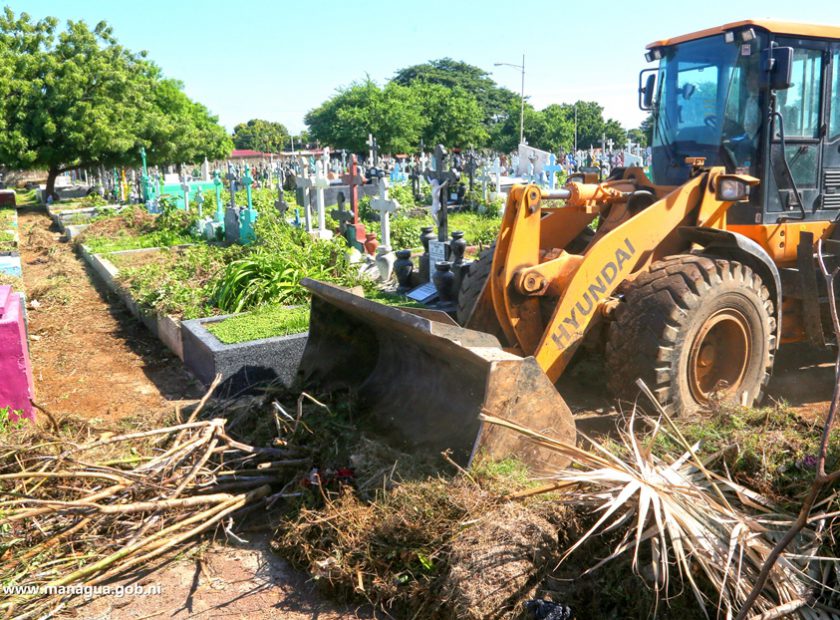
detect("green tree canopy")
(391, 58), (516, 127)
(305, 60), (631, 156)
(305, 80), (423, 153)
(232, 119), (290, 153)
(0, 8), (231, 197)
(413, 83), (488, 148)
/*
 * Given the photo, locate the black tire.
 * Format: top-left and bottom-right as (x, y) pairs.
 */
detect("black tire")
(605, 255), (776, 414)
(456, 244), (494, 326)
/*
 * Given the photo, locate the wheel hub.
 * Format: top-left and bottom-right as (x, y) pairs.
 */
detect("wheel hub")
(688, 309), (751, 405)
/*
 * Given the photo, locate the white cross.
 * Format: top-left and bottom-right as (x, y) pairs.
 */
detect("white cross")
(478, 166), (491, 200)
(180, 177), (191, 211)
(313, 161), (332, 238)
(371, 177), (399, 251)
(491, 157), (502, 194)
(321, 147), (331, 175)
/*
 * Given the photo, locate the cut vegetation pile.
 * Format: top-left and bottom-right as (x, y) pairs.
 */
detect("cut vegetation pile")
(275, 464), (573, 620)
(77, 205), (197, 253)
(0, 385), (317, 620)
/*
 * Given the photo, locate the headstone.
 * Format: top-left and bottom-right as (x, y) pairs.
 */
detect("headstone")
(367, 133), (379, 167)
(194, 188), (205, 219)
(464, 151), (478, 208)
(340, 155), (367, 252)
(312, 161), (333, 240)
(140, 147), (151, 205)
(428, 239), (448, 268)
(212, 171), (224, 224)
(321, 147), (331, 179)
(224, 207), (240, 244)
(478, 166), (491, 203)
(491, 157), (503, 195)
(240, 165), (258, 244)
(331, 192), (353, 236)
(226, 164), (237, 209)
(201, 158), (210, 181)
(409, 160), (422, 201)
(274, 169), (289, 217)
(390, 162), (402, 184)
(295, 175), (313, 233)
(424, 145), (459, 242)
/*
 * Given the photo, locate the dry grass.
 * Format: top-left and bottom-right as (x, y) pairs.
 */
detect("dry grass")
(275, 461), (574, 619)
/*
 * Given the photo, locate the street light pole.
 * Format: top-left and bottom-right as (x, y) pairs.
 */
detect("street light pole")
(519, 53), (525, 146)
(494, 55), (526, 147)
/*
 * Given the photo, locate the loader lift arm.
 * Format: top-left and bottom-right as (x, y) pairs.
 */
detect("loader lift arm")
(482, 167), (752, 384)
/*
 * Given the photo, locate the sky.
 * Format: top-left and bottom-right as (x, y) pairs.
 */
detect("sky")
(9, 0), (840, 136)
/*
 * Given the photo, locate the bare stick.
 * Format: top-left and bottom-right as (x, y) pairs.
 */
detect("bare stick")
(736, 240), (840, 618)
(29, 400), (61, 435)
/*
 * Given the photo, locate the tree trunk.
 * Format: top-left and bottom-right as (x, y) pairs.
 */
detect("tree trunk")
(45, 167), (60, 202)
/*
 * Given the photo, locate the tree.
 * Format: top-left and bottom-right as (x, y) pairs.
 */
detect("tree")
(604, 118), (627, 149)
(639, 114), (655, 146)
(232, 119), (289, 153)
(489, 100), (545, 153)
(627, 127), (648, 148)
(392, 58), (516, 127)
(536, 104), (575, 152)
(305, 79), (424, 153)
(0, 9), (231, 198)
(570, 101), (607, 151)
(413, 84), (488, 148)
(141, 77), (231, 166)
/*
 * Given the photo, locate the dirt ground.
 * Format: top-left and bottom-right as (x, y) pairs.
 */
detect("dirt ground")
(14, 206), (368, 620)
(17, 207), (203, 422)
(73, 534), (370, 620)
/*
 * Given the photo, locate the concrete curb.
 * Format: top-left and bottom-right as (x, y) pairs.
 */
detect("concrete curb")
(80, 244), (308, 393)
(46, 204), (120, 240)
(181, 314), (308, 397)
(79, 245), (184, 360)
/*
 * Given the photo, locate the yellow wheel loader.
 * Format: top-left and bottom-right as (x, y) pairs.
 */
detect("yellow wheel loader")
(298, 20), (840, 468)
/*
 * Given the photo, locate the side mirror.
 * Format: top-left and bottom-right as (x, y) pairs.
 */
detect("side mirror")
(761, 46), (794, 90)
(638, 70), (657, 110)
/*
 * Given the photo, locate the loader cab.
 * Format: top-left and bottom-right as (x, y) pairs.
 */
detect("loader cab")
(642, 21), (840, 225)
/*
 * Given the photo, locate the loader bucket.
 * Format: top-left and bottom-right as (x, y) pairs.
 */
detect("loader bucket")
(297, 279), (576, 471)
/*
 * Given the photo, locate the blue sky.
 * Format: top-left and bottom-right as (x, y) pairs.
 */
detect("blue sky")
(9, 1), (840, 135)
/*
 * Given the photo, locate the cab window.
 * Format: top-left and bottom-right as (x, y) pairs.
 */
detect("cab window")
(776, 47), (822, 138)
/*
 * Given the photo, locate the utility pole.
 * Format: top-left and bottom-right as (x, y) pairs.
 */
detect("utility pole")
(495, 54), (526, 147)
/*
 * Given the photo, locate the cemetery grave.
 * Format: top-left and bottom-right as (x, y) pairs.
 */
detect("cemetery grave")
(9, 146), (832, 620)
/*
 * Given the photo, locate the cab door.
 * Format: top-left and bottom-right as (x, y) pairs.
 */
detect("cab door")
(824, 46), (840, 209)
(765, 38), (827, 220)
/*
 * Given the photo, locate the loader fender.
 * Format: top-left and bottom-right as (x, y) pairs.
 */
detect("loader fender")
(679, 226), (782, 343)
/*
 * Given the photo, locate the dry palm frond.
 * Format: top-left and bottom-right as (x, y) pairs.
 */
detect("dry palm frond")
(479, 409), (824, 618)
